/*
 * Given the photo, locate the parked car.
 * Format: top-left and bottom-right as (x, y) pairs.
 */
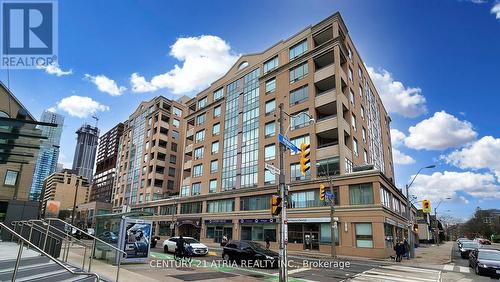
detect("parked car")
(469, 248), (500, 277)
(98, 231), (118, 243)
(459, 241), (480, 258)
(162, 236), (208, 256)
(476, 238), (492, 245)
(457, 238), (472, 248)
(222, 240), (279, 268)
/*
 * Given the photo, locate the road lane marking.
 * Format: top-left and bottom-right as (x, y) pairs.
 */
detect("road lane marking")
(287, 267), (310, 275)
(443, 264), (454, 271)
(458, 266), (470, 273)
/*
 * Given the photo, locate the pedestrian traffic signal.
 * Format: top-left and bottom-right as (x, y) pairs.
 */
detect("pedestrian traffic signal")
(300, 143), (311, 176)
(319, 184), (326, 201)
(422, 199), (431, 213)
(271, 195), (282, 216)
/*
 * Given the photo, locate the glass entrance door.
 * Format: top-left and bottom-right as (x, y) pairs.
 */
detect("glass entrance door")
(303, 231), (320, 250)
(214, 227), (223, 243)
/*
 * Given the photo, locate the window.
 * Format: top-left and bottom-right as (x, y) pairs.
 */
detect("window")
(264, 170), (275, 185)
(180, 186), (190, 197)
(289, 190), (320, 208)
(206, 199), (234, 213)
(316, 157), (340, 177)
(289, 62), (308, 82)
(171, 142), (178, 152)
(265, 78), (276, 93)
(172, 131), (179, 139)
(240, 195), (271, 211)
(211, 141), (219, 154)
(362, 127), (367, 143)
(210, 160), (218, 173)
(213, 88), (223, 101)
(348, 67), (353, 81)
(355, 223), (373, 248)
(264, 144), (275, 161)
(169, 154), (177, 164)
(289, 39), (308, 60)
(180, 202), (202, 214)
(291, 110), (310, 130)
(349, 183), (374, 205)
(241, 226), (276, 242)
(173, 107), (182, 117)
(289, 85), (309, 105)
(198, 97), (207, 109)
(359, 85), (363, 97)
(348, 45), (353, 60)
(209, 179), (217, 193)
(263, 56), (278, 73)
(353, 138), (359, 156)
(213, 105), (221, 117)
(380, 188), (391, 208)
(194, 146), (204, 160)
(363, 150), (368, 163)
(265, 122), (275, 137)
(168, 167), (176, 177)
(361, 106), (365, 119)
(290, 162), (310, 181)
(4, 170), (18, 186)
(193, 164), (203, 177)
(197, 113), (206, 125)
(212, 123), (220, 136)
(265, 99), (275, 115)
(192, 183), (201, 195)
(195, 130), (205, 142)
(351, 114), (357, 131)
(290, 135), (310, 155)
(345, 157), (353, 173)
(172, 119), (180, 128)
(350, 89), (355, 105)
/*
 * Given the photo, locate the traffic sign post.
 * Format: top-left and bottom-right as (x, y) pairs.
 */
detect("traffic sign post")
(278, 133), (299, 153)
(265, 163), (280, 175)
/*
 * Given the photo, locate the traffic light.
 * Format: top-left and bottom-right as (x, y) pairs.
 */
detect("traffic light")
(422, 199), (431, 213)
(300, 143), (311, 176)
(413, 224), (419, 232)
(271, 195), (282, 216)
(319, 184), (326, 201)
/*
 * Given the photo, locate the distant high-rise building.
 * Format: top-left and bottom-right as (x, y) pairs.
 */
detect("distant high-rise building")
(72, 124), (99, 182)
(30, 110), (64, 200)
(56, 163), (64, 172)
(90, 123), (124, 203)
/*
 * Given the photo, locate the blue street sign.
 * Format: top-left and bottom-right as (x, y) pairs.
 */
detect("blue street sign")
(278, 133), (299, 153)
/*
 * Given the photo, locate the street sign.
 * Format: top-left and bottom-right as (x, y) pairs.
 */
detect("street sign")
(278, 133), (299, 153)
(265, 163), (280, 175)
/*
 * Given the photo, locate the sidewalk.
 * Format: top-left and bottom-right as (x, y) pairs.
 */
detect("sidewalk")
(399, 241), (453, 267)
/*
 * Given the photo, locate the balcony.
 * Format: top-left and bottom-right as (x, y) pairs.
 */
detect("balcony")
(315, 89), (336, 108)
(316, 127), (339, 159)
(185, 144), (193, 154)
(315, 116), (338, 134)
(186, 128), (194, 139)
(183, 159), (192, 171)
(182, 177), (191, 186)
(316, 144), (339, 159)
(314, 63), (335, 83)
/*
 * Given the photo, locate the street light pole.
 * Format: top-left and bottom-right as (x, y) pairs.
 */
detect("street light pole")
(71, 176), (82, 226)
(434, 198), (451, 245)
(317, 163), (336, 258)
(278, 103), (288, 282)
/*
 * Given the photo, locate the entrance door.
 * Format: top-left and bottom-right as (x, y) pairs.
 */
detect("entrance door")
(303, 231), (320, 250)
(214, 227), (223, 243)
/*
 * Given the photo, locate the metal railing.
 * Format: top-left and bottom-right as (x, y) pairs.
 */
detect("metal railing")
(44, 218), (127, 282)
(0, 222), (100, 281)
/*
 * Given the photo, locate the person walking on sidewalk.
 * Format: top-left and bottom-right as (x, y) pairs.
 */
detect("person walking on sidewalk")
(394, 241), (405, 262)
(265, 235), (270, 249)
(403, 239), (410, 260)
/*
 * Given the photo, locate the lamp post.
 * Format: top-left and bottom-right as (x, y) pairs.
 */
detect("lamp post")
(71, 175), (83, 226)
(434, 198), (451, 245)
(405, 165), (435, 259)
(316, 162), (338, 258)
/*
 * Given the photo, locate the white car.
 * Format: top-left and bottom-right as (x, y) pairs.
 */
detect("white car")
(162, 236), (208, 256)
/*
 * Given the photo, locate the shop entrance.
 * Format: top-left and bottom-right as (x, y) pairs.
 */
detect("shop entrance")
(303, 231), (319, 250)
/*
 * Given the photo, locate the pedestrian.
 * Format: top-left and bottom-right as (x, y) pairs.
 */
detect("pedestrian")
(265, 235), (270, 249)
(394, 241), (404, 262)
(403, 239), (410, 260)
(176, 235), (185, 257)
(221, 234), (228, 247)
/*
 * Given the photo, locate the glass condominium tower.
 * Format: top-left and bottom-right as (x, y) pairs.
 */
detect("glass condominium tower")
(30, 110), (64, 201)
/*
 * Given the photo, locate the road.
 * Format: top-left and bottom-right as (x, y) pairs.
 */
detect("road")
(442, 242), (500, 281)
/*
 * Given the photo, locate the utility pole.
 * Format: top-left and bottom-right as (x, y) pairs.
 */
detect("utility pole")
(278, 103), (288, 282)
(328, 177), (336, 258)
(71, 176), (81, 226)
(405, 184), (414, 259)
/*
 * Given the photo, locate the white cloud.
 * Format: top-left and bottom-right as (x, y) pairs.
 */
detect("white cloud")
(130, 35), (239, 94)
(411, 171), (500, 203)
(443, 136), (500, 178)
(366, 67), (427, 118)
(392, 148), (416, 165)
(85, 74), (126, 96)
(38, 63), (72, 76)
(56, 95), (109, 118)
(492, 2), (500, 19)
(391, 129), (406, 147)
(404, 111), (477, 150)
(46, 107), (57, 113)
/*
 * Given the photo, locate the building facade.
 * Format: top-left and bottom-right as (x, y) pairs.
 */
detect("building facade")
(72, 124), (99, 182)
(41, 169), (90, 215)
(29, 110), (64, 201)
(90, 123), (124, 203)
(118, 13), (410, 258)
(112, 96), (187, 211)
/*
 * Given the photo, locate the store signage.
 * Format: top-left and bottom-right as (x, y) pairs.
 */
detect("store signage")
(287, 217), (331, 223)
(239, 218), (275, 224)
(205, 219), (233, 224)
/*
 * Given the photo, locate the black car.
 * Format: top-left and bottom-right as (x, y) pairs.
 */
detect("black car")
(469, 248), (500, 277)
(459, 241), (480, 258)
(222, 240), (279, 268)
(98, 231), (118, 243)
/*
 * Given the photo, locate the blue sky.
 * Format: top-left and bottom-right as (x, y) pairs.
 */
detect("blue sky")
(2, 0), (500, 219)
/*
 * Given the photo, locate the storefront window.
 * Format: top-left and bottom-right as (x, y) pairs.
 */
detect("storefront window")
(241, 224), (276, 242)
(320, 223), (339, 245)
(240, 195), (271, 211)
(355, 223), (373, 248)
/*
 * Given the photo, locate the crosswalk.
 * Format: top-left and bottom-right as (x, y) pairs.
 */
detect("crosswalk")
(350, 265), (441, 282)
(441, 263), (470, 273)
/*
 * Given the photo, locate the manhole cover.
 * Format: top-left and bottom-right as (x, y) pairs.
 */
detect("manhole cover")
(170, 272), (237, 281)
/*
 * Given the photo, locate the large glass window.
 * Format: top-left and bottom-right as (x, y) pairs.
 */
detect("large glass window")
(265, 78), (276, 93)
(173, 107), (182, 117)
(180, 202), (202, 214)
(349, 183), (374, 205)
(198, 97), (207, 109)
(380, 188), (391, 208)
(353, 138), (359, 156)
(194, 146), (204, 160)
(289, 85), (309, 105)
(289, 190), (320, 208)
(210, 160), (218, 173)
(193, 164), (203, 177)
(355, 223), (373, 248)
(289, 63), (308, 82)
(4, 170), (18, 186)
(265, 99), (276, 115)
(317, 157), (340, 177)
(213, 105), (221, 117)
(291, 110), (310, 130)
(192, 183), (201, 195)
(180, 186), (190, 197)
(263, 56), (278, 73)
(290, 135), (310, 155)
(265, 122), (275, 137)
(241, 225), (276, 242)
(172, 119), (180, 128)
(197, 113), (206, 125)
(213, 88), (223, 101)
(195, 129), (205, 142)
(320, 223), (340, 245)
(264, 170), (276, 185)
(240, 194), (271, 211)
(264, 144), (276, 161)
(289, 39), (308, 60)
(211, 141), (219, 154)
(207, 199), (234, 213)
(209, 179), (217, 193)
